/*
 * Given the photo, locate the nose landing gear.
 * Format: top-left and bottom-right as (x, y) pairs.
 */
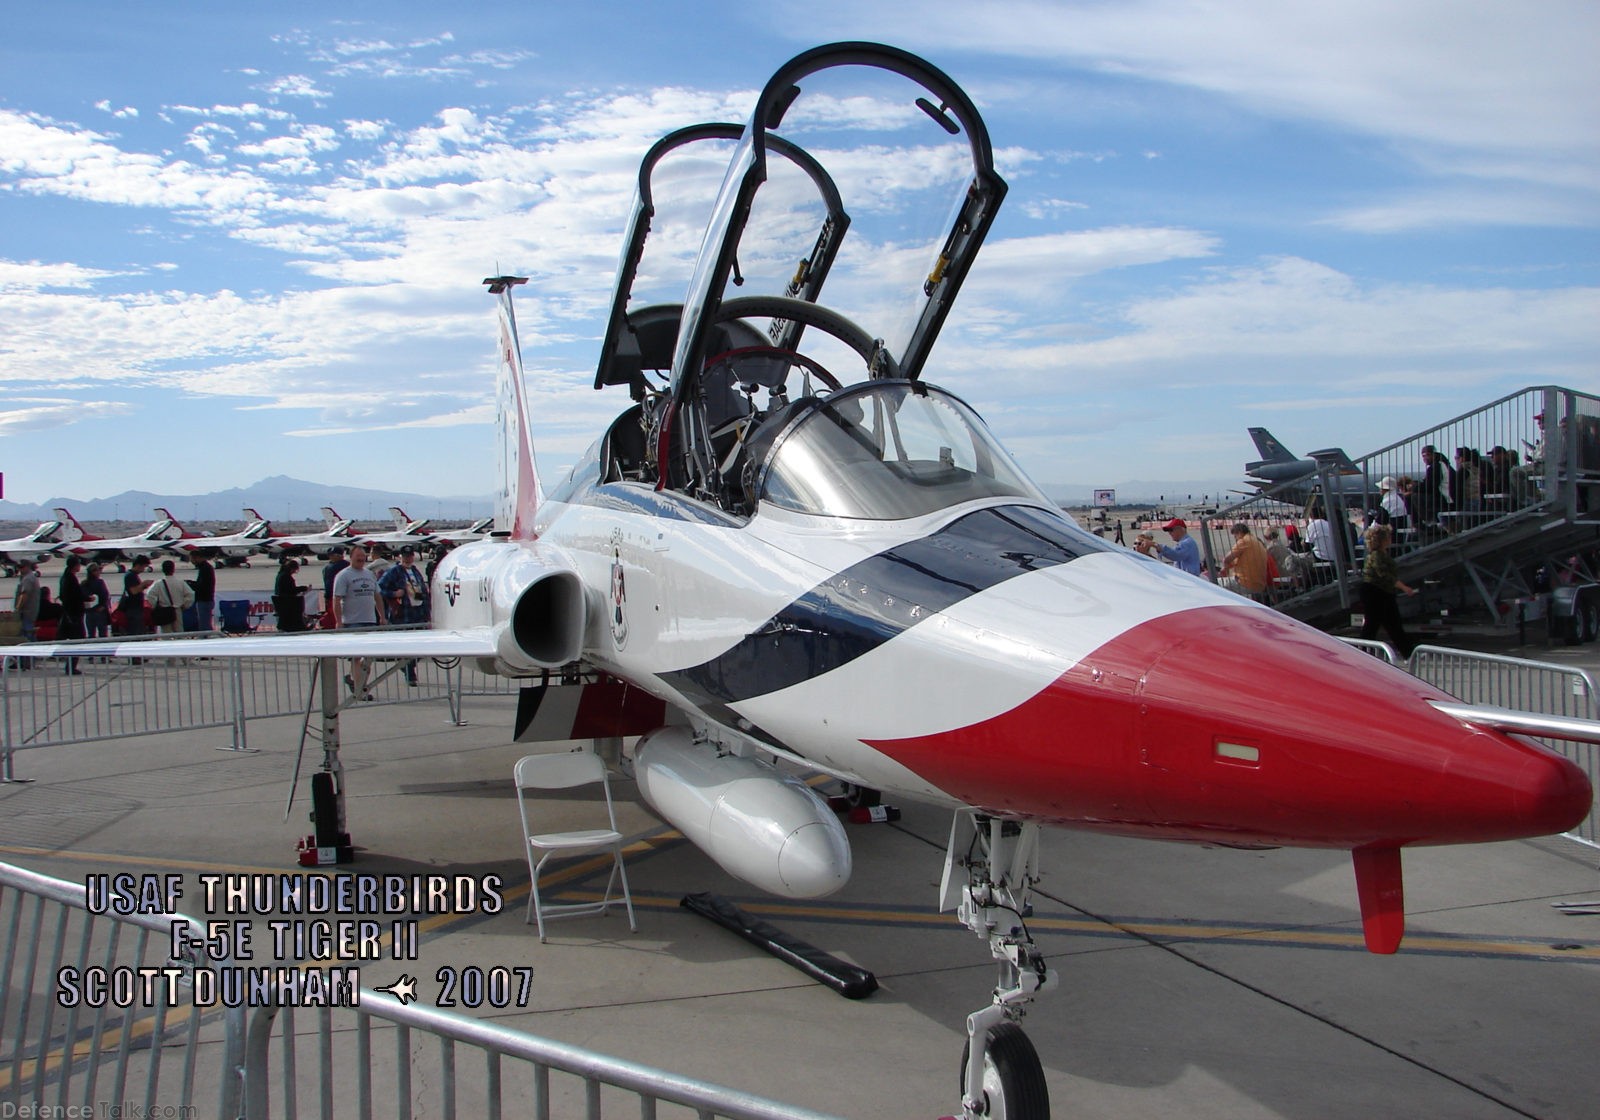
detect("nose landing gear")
(940, 811), (1056, 1119)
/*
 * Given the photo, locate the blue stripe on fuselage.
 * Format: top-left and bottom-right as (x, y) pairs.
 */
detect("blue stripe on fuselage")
(662, 504), (1112, 709)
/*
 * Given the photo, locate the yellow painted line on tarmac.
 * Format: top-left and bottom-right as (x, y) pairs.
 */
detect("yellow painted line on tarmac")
(552, 889), (1600, 964)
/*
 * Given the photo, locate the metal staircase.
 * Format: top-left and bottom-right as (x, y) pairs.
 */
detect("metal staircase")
(1200, 386), (1600, 629)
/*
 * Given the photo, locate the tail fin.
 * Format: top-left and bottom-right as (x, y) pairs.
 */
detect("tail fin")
(387, 506), (411, 531)
(486, 275), (541, 539)
(1248, 427), (1296, 464)
(243, 507), (265, 522)
(154, 507), (184, 536)
(53, 508), (90, 542)
(320, 506), (341, 528)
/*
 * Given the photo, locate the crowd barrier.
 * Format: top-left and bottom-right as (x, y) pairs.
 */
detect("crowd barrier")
(1, 860), (840, 1120)
(0, 632), (520, 782)
(0, 860), (245, 1115)
(1405, 644), (1600, 846)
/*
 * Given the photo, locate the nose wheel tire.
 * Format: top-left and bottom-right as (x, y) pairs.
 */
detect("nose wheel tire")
(959, 1022), (1049, 1119)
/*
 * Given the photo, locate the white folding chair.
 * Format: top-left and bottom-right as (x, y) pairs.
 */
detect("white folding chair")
(514, 750), (638, 942)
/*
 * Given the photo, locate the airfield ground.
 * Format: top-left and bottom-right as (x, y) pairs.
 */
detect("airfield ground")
(3, 563), (1600, 1119)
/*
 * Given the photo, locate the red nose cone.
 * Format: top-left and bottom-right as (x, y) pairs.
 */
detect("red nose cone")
(870, 604), (1593, 848)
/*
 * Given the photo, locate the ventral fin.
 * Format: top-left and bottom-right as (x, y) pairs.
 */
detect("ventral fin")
(1351, 846), (1405, 954)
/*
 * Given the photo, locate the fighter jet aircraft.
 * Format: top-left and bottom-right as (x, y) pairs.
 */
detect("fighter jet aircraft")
(351, 506), (435, 554)
(430, 516), (495, 547)
(0, 516), (70, 571)
(54, 507), (200, 564)
(18, 43), (1593, 1120)
(168, 508), (280, 563)
(262, 507), (359, 560)
(1245, 426), (1370, 499)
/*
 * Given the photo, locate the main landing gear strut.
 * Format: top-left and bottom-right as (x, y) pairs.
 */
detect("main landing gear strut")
(940, 811), (1056, 1120)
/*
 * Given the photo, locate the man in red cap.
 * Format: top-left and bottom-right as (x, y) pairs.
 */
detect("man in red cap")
(1139, 516), (1201, 576)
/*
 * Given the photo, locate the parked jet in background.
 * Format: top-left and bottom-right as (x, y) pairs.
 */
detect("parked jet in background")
(0, 517), (70, 571)
(55, 507), (200, 564)
(431, 516), (495, 547)
(169, 508), (279, 563)
(264, 507), (359, 560)
(18, 43), (1594, 1120)
(1245, 426), (1370, 499)
(353, 507), (435, 554)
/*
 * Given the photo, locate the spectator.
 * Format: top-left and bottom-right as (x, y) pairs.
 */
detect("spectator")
(12, 556), (42, 643)
(274, 558), (308, 632)
(331, 545), (384, 700)
(1304, 502), (1337, 563)
(1359, 524), (1416, 656)
(148, 559), (193, 635)
(191, 555), (216, 632)
(1372, 476), (1409, 535)
(1512, 411), (1561, 506)
(1219, 523), (1272, 597)
(119, 558), (149, 637)
(378, 545), (430, 684)
(1262, 527), (1305, 586)
(83, 562), (113, 640)
(322, 545), (349, 604)
(1416, 445), (1454, 528)
(1149, 517), (1202, 576)
(13, 559), (41, 643)
(1485, 446), (1515, 501)
(1453, 448), (1483, 513)
(58, 555), (86, 674)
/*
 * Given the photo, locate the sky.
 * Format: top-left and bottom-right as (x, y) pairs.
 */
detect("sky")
(1, 0), (1596, 510)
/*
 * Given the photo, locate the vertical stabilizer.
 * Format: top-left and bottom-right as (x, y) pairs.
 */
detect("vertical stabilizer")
(1248, 428), (1296, 464)
(53, 508), (89, 543)
(319, 507), (341, 528)
(486, 275), (541, 539)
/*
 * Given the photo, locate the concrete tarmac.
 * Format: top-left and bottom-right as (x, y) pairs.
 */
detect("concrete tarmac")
(3, 565), (1600, 1118)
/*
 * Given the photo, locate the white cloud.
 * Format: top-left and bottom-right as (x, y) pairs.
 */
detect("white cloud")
(262, 74), (332, 101)
(934, 257), (1600, 393)
(344, 119), (388, 141)
(0, 259), (129, 292)
(0, 399), (134, 435)
(789, 0), (1600, 223)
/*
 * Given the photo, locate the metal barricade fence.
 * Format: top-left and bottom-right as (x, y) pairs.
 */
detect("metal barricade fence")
(1339, 638), (1401, 664)
(2, 634), (525, 782)
(2, 860), (839, 1120)
(242, 995), (843, 1120)
(1407, 644), (1600, 846)
(0, 860), (245, 1116)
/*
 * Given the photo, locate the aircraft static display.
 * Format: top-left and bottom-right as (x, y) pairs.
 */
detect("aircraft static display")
(16, 43), (1594, 1120)
(1245, 426), (1370, 499)
(262, 506), (360, 560)
(351, 506), (436, 554)
(163, 507), (282, 563)
(53, 506), (200, 564)
(431, 515), (495, 547)
(0, 516), (71, 571)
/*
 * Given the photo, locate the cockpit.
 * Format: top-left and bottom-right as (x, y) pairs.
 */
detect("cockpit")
(747, 381), (1045, 520)
(578, 44), (1021, 524)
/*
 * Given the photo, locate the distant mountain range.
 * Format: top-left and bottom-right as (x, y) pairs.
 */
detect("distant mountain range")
(0, 475), (495, 528)
(0, 474), (1247, 529)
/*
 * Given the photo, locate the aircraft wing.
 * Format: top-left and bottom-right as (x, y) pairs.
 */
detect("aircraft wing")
(10, 627), (500, 661)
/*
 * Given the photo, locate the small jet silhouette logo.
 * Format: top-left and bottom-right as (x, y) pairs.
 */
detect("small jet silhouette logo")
(372, 974), (419, 1005)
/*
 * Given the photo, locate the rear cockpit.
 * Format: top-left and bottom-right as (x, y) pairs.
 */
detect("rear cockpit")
(581, 42), (1014, 523)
